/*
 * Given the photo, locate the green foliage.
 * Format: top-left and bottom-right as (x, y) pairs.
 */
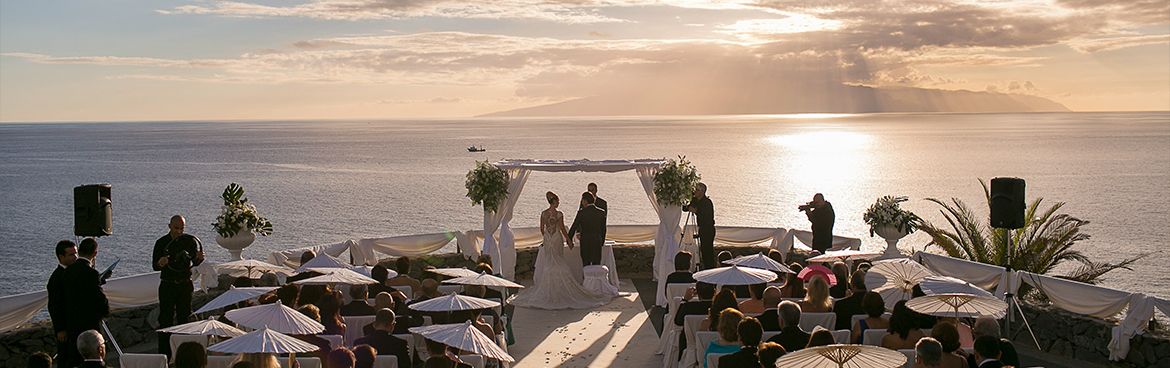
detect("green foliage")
(653, 156), (701, 207)
(212, 183), (273, 238)
(465, 161), (510, 212)
(918, 179), (1143, 285)
(863, 195), (923, 236)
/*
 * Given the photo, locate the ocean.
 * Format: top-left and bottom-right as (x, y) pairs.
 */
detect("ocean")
(1, 112), (1167, 300)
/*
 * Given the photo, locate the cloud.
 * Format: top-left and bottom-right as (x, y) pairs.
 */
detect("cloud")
(1055, 0), (1170, 25)
(1068, 34), (1170, 53)
(159, 0), (630, 23)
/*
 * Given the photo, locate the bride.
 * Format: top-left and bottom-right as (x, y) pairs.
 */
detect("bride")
(511, 191), (613, 310)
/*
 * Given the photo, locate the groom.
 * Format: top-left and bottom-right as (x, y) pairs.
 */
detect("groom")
(568, 191), (606, 266)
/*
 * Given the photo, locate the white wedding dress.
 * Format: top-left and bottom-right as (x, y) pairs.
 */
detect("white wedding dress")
(511, 211), (613, 310)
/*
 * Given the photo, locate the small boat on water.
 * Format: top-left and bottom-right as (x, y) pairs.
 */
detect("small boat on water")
(468, 145), (486, 152)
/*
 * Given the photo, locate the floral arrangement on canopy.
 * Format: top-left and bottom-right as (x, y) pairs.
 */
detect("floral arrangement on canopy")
(653, 156), (701, 207)
(212, 183), (274, 237)
(465, 160), (510, 212)
(863, 195), (922, 236)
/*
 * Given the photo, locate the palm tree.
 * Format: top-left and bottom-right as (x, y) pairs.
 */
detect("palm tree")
(917, 179), (1143, 285)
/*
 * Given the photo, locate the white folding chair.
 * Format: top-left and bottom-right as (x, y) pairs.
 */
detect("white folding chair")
(422, 316), (433, 325)
(799, 312), (837, 332)
(169, 335), (209, 363)
(279, 357), (322, 368)
(679, 314), (707, 368)
(831, 329), (851, 344)
(120, 353), (167, 368)
(707, 352), (731, 368)
(342, 315), (376, 346)
(863, 329), (888, 346)
(458, 355), (486, 368)
(660, 283), (692, 357)
(898, 349), (916, 368)
(319, 334), (344, 350)
(372, 355), (399, 368)
(694, 331), (719, 367)
(206, 356), (236, 368)
(394, 286), (413, 299)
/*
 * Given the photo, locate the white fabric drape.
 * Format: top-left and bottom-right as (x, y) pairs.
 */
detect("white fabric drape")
(714, 227), (788, 248)
(915, 252), (1006, 296)
(605, 225), (659, 243)
(0, 271), (165, 332)
(0, 291), (46, 332)
(354, 232), (461, 264)
(481, 167), (529, 280)
(269, 241), (351, 268)
(774, 229), (862, 255)
(1018, 272), (1133, 318)
(1156, 297), (1170, 319)
(1110, 293), (1153, 360)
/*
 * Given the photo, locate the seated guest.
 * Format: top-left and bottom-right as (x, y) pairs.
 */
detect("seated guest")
(258, 272), (279, 287)
(852, 291), (889, 343)
(765, 301), (811, 352)
(365, 293), (421, 335)
(766, 250), (787, 279)
(703, 308), (743, 368)
(834, 270), (868, 330)
(417, 279), (442, 300)
(718, 316), (762, 368)
(781, 264), (805, 298)
(76, 330), (106, 368)
(352, 344), (377, 368)
(452, 308), (496, 338)
(368, 264), (394, 296)
(276, 284), (300, 308)
(971, 317), (1019, 368)
(293, 305), (333, 361)
(882, 301), (926, 350)
(341, 284), (377, 316)
(973, 336), (1004, 368)
(386, 257), (423, 297)
(460, 284), (502, 333)
(938, 316), (975, 349)
(756, 286), (784, 331)
(297, 284), (329, 308)
(914, 337), (944, 368)
(757, 342), (786, 368)
(327, 347), (356, 368)
(233, 353), (279, 368)
(27, 352), (51, 368)
(675, 282), (716, 360)
(666, 251), (696, 284)
(286, 251), (323, 283)
(738, 283), (767, 315)
(931, 321), (972, 368)
(806, 327), (836, 348)
(701, 288), (739, 331)
(910, 285), (938, 329)
(799, 276), (834, 313)
(423, 338), (472, 368)
(354, 309), (411, 368)
(175, 341), (208, 368)
(318, 291), (348, 336)
(829, 262), (850, 298)
(473, 263), (503, 300)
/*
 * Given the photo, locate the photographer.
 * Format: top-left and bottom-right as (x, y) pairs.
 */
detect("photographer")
(800, 193), (835, 253)
(152, 215), (204, 357)
(684, 183), (716, 270)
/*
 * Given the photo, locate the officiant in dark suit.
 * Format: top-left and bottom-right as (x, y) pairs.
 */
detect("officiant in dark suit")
(568, 191), (606, 266)
(63, 238), (109, 368)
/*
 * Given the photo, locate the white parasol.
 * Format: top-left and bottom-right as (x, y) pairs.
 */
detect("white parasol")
(775, 344), (906, 368)
(224, 302), (325, 335)
(194, 286), (278, 314)
(294, 254), (350, 273)
(293, 268), (378, 285)
(206, 327), (321, 354)
(919, 276), (993, 298)
(444, 272), (525, 289)
(806, 250), (883, 263)
(215, 259), (293, 279)
(407, 294), (500, 312)
(864, 258), (935, 309)
(352, 266), (398, 279)
(906, 293), (1008, 319)
(723, 253), (794, 273)
(693, 265), (778, 285)
(431, 268), (481, 278)
(409, 322), (514, 363)
(157, 319), (245, 338)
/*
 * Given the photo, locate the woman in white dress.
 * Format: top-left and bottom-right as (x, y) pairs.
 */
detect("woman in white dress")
(511, 191), (613, 310)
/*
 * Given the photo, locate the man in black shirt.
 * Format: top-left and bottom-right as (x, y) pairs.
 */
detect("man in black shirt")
(801, 193), (835, 253)
(48, 240), (78, 367)
(152, 215), (204, 357)
(684, 183), (716, 269)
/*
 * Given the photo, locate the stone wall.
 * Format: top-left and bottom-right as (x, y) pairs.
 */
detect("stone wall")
(1017, 303), (1170, 368)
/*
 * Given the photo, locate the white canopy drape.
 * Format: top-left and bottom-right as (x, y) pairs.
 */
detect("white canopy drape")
(915, 251), (1009, 296)
(0, 271), (162, 332)
(775, 229), (862, 256)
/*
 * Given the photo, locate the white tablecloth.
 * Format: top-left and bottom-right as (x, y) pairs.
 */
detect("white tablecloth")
(561, 241), (620, 288)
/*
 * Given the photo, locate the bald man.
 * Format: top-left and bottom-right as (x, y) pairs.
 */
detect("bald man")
(153, 215), (204, 356)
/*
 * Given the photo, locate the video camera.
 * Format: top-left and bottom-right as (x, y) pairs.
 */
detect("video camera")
(166, 234), (201, 271)
(798, 202), (815, 212)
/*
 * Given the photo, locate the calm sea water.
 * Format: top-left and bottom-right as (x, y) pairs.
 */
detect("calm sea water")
(1, 113), (1167, 300)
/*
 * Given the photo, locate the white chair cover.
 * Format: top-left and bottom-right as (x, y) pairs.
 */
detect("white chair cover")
(831, 329), (851, 344)
(658, 282), (693, 357)
(120, 353), (167, 368)
(278, 357), (322, 368)
(319, 334), (344, 350)
(437, 284), (463, 295)
(583, 265), (619, 297)
(694, 331), (719, 367)
(206, 355), (236, 368)
(169, 335), (209, 363)
(798, 312), (837, 332)
(372, 355), (398, 368)
(342, 315), (376, 347)
(863, 329), (888, 346)
(680, 315), (706, 368)
(707, 352), (731, 368)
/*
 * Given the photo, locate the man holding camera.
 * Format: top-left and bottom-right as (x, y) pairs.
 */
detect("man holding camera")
(152, 215), (204, 357)
(684, 183), (716, 270)
(800, 193), (835, 253)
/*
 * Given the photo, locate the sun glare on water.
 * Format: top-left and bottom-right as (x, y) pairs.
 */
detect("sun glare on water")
(767, 130), (873, 153)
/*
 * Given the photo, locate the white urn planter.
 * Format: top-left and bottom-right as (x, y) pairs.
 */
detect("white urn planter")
(216, 231), (256, 260)
(874, 225), (909, 259)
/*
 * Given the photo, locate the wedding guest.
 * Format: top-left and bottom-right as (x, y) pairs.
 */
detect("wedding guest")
(276, 284), (300, 308)
(834, 270), (868, 330)
(883, 301), (926, 350)
(233, 353), (279, 368)
(675, 282), (716, 360)
(286, 251), (322, 283)
(386, 257), (422, 297)
(64, 239), (109, 366)
(806, 327), (836, 348)
(473, 263), (503, 300)
(767, 250), (789, 280)
(354, 309), (410, 368)
(318, 291), (348, 336)
(757, 342), (786, 368)
(800, 276), (834, 313)
(666, 251), (696, 284)
(703, 308), (743, 368)
(829, 262), (850, 298)
(461, 284), (502, 333)
(417, 279), (442, 300)
(175, 341), (208, 368)
(718, 316), (762, 368)
(781, 264), (805, 298)
(971, 317), (1019, 368)
(702, 288), (738, 331)
(352, 344), (377, 368)
(852, 291), (889, 343)
(454, 308), (497, 338)
(368, 264), (394, 296)
(765, 301), (810, 352)
(931, 321), (972, 368)
(366, 293), (420, 335)
(327, 347), (356, 368)
(423, 339), (472, 368)
(294, 305), (333, 360)
(938, 316), (975, 349)
(26, 352), (51, 368)
(914, 337), (944, 368)
(75, 330), (106, 368)
(973, 336), (1004, 368)
(342, 284), (376, 316)
(738, 283), (767, 315)
(258, 272), (279, 287)
(297, 284), (328, 307)
(756, 286), (784, 331)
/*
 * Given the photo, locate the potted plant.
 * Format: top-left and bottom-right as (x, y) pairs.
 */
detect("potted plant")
(653, 156), (702, 207)
(863, 195), (922, 258)
(465, 161), (510, 213)
(212, 183), (273, 260)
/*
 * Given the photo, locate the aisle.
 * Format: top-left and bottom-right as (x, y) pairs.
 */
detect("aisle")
(509, 280), (660, 367)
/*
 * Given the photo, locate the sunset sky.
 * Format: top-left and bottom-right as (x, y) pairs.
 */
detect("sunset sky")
(1, 0), (1167, 121)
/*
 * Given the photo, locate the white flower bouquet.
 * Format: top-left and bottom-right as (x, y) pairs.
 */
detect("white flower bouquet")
(862, 195), (922, 236)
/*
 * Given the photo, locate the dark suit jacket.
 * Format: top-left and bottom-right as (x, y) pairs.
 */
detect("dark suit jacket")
(968, 340), (1019, 368)
(665, 271), (695, 284)
(64, 258), (109, 332)
(756, 309), (781, 331)
(568, 205), (606, 246)
(674, 299), (711, 326)
(833, 293), (865, 330)
(363, 316), (422, 335)
(765, 326), (810, 353)
(47, 265), (69, 333)
(595, 196), (608, 239)
(354, 330), (410, 368)
(717, 347), (759, 368)
(340, 301), (377, 316)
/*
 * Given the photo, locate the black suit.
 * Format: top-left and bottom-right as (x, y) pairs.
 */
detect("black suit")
(47, 265), (73, 366)
(833, 292), (865, 330)
(967, 340), (1019, 368)
(62, 258), (109, 368)
(765, 326), (810, 353)
(594, 196), (608, 240)
(340, 301), (377, 316)
(354, 330), (411, 368)
(717, 347), (759, 368)
(756, 309), (781, 331)
(568, 205), (606, 266)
